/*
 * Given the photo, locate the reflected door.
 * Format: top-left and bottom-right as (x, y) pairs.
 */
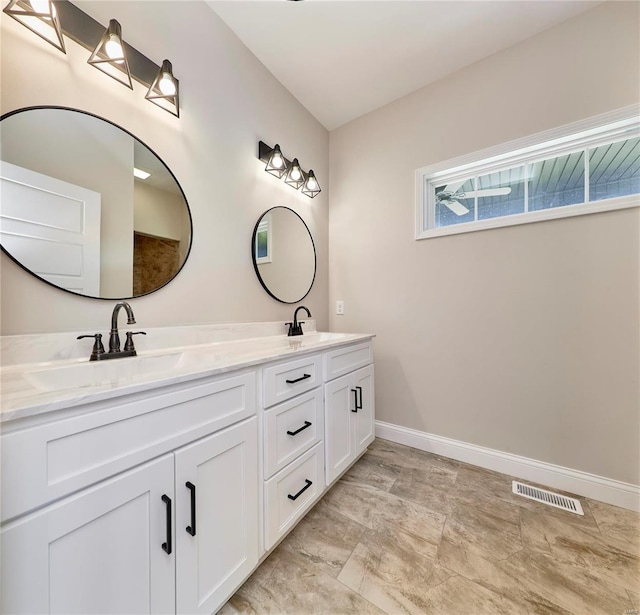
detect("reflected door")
(0, 161), (101, 295)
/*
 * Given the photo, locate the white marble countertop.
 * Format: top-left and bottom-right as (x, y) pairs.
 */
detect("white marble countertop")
(1, 329), (374, 424)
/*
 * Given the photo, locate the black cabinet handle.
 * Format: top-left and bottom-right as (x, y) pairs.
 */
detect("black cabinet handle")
(286, 373), (311, 384)
(288, 479), (313, 501)
(356, 386), (363, 410)
(185, 481), (196, 537)
(287, 421), (312, 436)
(351, 388), (358, 412)
(161, 494), (172, 554)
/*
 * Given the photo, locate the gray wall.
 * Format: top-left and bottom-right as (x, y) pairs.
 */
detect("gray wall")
(1, 0), (329, 332)
(329, 1), (640, 485)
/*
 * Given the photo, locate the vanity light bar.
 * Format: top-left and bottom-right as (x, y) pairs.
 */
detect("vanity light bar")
(257, 141), (321, 199)
(3, 0), (180, 117)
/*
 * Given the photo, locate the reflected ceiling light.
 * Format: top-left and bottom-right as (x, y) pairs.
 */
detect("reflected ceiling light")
(301, 170), (321, 198)
(88, 19), (133, 89)
(284, 158), (305, 190)
(145, 59), (180, 117)
(3, 0), (66, 53)
(133, 168), (150, 180)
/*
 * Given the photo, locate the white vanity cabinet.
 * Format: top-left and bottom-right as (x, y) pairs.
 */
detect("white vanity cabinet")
(175, 417), (258, 615)
(1, 330), (376, 615)
(261, 356), (325, 550)
(324, 343), (375, 486)
(1, 454), (176, 615)
(1, 371), (259, 615)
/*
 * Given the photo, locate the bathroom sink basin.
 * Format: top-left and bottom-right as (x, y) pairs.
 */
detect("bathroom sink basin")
(24, 352), (185, 392)
(304, 332), (351, 342)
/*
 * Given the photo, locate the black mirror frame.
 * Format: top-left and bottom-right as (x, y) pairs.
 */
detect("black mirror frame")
(0, 105), (193, 301)
(251, 206), (317, 304)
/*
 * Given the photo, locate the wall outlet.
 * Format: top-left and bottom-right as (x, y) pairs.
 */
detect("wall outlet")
(336, 300), (344, 315)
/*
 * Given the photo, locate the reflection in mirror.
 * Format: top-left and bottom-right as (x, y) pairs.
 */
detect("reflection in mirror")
(0, 107), (192, 299)
(251, 207), (316, 304)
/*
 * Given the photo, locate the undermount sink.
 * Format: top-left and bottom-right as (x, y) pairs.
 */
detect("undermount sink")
(304, 332), (350, 342)
(24, 352), (185, 392)
(18, 331), (356, 394)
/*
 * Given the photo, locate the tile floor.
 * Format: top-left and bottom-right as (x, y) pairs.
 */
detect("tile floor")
(222, 438), (640, 615)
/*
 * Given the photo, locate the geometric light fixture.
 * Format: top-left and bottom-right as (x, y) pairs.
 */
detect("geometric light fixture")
(87, 19), (132, 89)
(259, 142), (290, 179)
(4, 1), (181, 118)
(3, 0), (66, 53)
(145, 59), (180, 117)
(301, 169), (321, 198)
(284, 158), (305, 190)
(257, 140), (320, 199)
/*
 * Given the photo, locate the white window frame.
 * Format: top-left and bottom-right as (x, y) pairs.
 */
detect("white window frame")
(415, 106), (640, 240)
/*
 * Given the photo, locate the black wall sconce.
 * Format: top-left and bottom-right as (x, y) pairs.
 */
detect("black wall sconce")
(261, 143), (289, 179)
(258, 141), (322, 199)
(301, 170), (321, 198)
(87, 18), (132, 89)
(3, 0), (65, 53)
(145, 59), (179, 117)
(3, 0), (180, 117)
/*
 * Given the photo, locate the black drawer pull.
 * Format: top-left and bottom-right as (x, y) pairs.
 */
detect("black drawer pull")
(287, 421), (312, 436)
(185, 481), (196, 536)
(356, 386), (363, 410)
(288, 479), (313, 501)
(286, 373), (311, 384)
(351, 388), (358, 412)
(161, 494), (172, 555)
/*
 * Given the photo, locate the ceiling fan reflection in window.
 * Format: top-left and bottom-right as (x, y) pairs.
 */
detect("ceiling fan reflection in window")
(436, 180), (512, 216)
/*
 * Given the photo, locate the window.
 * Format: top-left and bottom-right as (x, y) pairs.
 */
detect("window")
(255, 213), (271, 264)
(416, 109), (640, 239)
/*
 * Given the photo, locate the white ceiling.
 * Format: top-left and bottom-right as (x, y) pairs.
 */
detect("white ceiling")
(207, 0), (602, 130)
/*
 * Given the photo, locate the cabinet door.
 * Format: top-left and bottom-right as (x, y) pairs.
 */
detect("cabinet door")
(175, 417), (259, 615)
(1, 455), (175, 615)
(353, 364), (375, 455)
(324, 372), (355, 485)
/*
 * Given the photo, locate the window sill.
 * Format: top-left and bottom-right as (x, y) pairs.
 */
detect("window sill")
(416, 195), (639, 240)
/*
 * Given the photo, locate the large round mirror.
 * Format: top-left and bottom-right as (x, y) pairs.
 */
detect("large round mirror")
(251, 207), (316, 304)
(0, 107), (192, 299)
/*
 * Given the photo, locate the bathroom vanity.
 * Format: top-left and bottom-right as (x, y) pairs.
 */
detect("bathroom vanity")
(0, 323), (374, 615)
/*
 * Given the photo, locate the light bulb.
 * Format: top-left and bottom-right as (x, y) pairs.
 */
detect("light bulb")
(307, 177), (318, 190)
(271, 154), (283, 169)
(105, 34), (123, 60)
(158, 73), (176, 96)
(290, 167), (301, 181)
(30, 0), (51, 14)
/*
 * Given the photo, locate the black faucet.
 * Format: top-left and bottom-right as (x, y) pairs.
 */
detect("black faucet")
(286, 306), (311, 336)
(109, 301), (136, 353)
(77, 301), (146, 361)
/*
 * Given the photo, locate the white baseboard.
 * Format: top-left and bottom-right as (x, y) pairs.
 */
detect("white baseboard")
(375, 421), (640, 512)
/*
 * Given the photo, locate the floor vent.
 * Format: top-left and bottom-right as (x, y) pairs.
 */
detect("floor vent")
(512, 481), (584, 515)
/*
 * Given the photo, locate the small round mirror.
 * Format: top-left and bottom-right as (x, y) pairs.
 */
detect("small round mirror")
(251, 207), (316, 304)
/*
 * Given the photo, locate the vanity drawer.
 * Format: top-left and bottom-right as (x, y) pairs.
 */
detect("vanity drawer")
(1, 371), (256, 523)
(264, 442), (323, 550)
(263, 354), (322, 408)
(263, 389), (323, 479)
(324, 341), (372, 382)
